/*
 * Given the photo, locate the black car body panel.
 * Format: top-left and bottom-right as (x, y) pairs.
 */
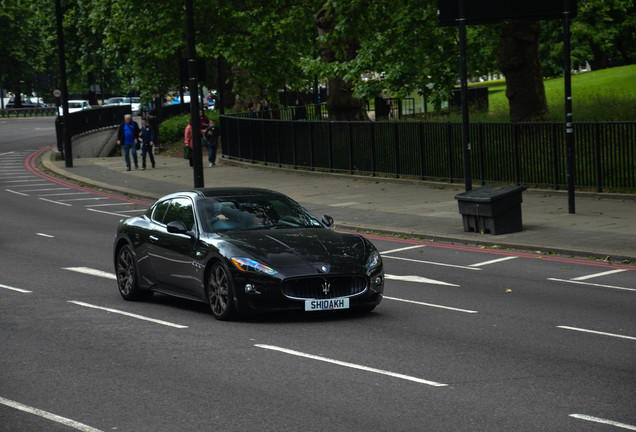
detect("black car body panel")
(114, 188), (383, 317)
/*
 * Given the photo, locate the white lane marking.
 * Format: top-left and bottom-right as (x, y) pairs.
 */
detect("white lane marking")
(58, 197), (110, 202)
(548, 278), (636, 293)
(384, 296), (478, 314)
(16, 188), (68, 192)
(385, 274), (458, 287)
(0, 396), (103, 432)
(63, 267), (116, 280)
(328, 201), (360, 207)
(68, 301), (189, 329)
(255, 344), (448, 387)
(39, 198), (72, 206)
(381, 244), (425, 255)
(558, 326), (636, 341)
(116, 209), (146, 213)
(570, 414), (636, 430)
(3, 179), (46, 183)
(38, 192), (90, 197)
(86, 203), (139, 207)
(571, 269), (628, 281)
(0, 284), (32, 293)
(36, 233), (55, 238)
(383, 255), (481, 271)
(469, 256), (518, 267)
(6, 189), (29, 196)
(86, 208), (130, 217)
(0, 151), (15, 155)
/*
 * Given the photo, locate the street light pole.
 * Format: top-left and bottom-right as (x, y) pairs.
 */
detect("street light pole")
(185, 0), (204, 188)
(55, 0), (72, 167)
(458, 0), (472, 191)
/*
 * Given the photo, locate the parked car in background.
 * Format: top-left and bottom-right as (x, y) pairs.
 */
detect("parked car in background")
(58, 100), (91, 115)
(6, 97), (47, 108)
(104, 96), (141, 114)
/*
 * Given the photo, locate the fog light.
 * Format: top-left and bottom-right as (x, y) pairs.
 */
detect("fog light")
(374, 276), (383, 285)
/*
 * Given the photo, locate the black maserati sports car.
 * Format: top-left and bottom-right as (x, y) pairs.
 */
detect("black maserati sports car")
(113, 188), (384, 320)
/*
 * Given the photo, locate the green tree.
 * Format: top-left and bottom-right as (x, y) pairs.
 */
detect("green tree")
(0, 0), (50, 105)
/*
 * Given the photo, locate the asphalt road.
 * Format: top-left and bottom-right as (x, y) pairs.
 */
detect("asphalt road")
(1, 117), (635, 432)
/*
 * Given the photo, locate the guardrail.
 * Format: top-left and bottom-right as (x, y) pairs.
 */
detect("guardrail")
(1, 107), (58, 117)
(55, 105), (131, 154)
(221, 116), (636, 193)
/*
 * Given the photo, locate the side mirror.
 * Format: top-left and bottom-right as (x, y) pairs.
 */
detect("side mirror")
(322, 215), (334, 228)
(167, 220), (188, 234)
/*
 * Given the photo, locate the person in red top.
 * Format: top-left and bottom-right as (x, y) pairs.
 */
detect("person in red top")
(184, 120), (193, 167)
(199, 109), (209, 129)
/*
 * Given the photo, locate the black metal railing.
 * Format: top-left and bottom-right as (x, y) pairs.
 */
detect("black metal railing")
(1, 107), (58, 117)
(221, 116), (636, 192)
(55, 105), (131, 153)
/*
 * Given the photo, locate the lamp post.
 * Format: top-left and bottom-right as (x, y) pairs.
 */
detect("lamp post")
(55, 0), (72, 167)
(185, 0), (204, 188)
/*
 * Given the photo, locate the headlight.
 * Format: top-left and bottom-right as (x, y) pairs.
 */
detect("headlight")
(231, 257), (277, 275)
(365, 250), (381, 274)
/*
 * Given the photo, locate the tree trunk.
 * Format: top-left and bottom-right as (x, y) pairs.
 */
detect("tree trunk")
(315, 3), (369, 121)
(497, 22), (550, 122)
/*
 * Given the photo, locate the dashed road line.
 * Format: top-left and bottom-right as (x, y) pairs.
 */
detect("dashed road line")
(385, 274), (458, 287)
(548, 278), (636, 293)
(381, 244), (425, 255)
(39, 197), (72, 206)
(570, 414), (636, 430)
(86, 208), (131, 217)
(557, 326), (636, 341)
(0, 396), (103, 432)
(68, 301), (189, 329)
(6, 189), (29, 196)
(255, 344), (448, 387)
(469, 256), (518, 267)
(382, 255), (482, 270)
(384, 296), (478, 314)
(571, 269), (628, 281)
(36, 233), (55, 238)
(0, 284), (32, 294)
(63, 267), (116, 280)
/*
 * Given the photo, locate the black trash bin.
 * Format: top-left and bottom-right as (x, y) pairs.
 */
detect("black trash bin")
(455, 185), (526, 235)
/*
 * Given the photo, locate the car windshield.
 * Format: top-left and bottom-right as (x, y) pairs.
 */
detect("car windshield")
(69, 102), (82, 108)
(196, 196), (323, 233)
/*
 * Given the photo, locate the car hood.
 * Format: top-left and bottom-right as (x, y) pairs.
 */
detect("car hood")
(218, 228), (369, 275)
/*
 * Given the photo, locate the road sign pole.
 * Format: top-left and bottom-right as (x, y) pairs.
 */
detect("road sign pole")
(458, 0), (472, 191)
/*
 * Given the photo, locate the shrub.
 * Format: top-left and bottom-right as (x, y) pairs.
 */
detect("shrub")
(158, 110), (221, 145)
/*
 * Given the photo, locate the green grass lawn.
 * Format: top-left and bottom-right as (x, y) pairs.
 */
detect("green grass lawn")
(487, 64), (635, 122)
(419, 64), (636, 122)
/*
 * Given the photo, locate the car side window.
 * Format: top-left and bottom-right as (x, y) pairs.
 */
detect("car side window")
(163, 198), (195, 231)
(151, 200), (171, 223)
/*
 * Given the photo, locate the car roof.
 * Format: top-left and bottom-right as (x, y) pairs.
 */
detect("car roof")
(157, 188), (288, 202)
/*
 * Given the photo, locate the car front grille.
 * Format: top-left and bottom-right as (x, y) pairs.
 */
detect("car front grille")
(281, 276), (367, 300)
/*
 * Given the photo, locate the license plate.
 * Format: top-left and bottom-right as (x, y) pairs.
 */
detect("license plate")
(305, 298), (350, 311)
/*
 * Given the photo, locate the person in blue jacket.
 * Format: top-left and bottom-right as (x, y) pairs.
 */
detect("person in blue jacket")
(139, 118), (156, 169)
(116, 114), (140, 171)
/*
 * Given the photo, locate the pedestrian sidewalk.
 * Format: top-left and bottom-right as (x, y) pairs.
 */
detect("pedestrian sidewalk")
(42, 148), (636, 262)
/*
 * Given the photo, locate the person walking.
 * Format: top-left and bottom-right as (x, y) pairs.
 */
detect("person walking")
(203, 119), (220, 167)
(184, 120), (193, 167)
(138, 118), (156, 169)
(116, 114), (140, 171)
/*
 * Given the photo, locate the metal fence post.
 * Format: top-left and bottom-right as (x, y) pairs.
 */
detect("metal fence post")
(393, 122), (400, 178)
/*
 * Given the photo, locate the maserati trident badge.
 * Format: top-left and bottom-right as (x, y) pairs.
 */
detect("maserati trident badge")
(321, 280), (331, 296)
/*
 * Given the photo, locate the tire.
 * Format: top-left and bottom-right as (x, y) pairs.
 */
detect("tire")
(206, 262), (235, 321)
(115, 244), (152, 301)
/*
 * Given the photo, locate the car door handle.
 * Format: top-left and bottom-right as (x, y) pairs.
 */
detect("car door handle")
(149, 235), (159, 241)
